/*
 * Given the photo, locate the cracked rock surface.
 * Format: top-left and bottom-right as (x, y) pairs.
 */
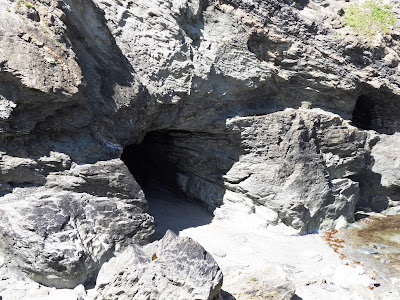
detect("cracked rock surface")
(0, 0), (400, 297)
(94, 230), (223, 300)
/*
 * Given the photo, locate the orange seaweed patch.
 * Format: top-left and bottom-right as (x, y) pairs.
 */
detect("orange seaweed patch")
(321, 229), (364, 267)
(322, 229), (346, 259)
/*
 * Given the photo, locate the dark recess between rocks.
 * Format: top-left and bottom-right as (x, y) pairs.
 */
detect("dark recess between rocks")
(352, 95), (374, 130)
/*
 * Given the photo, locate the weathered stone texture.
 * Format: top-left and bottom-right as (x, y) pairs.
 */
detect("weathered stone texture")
(95, 230), (223, 300)
(0, 159), (154, 288)
(0, 0), (400, 292)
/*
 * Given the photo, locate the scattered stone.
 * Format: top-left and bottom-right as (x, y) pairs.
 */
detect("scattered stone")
(374, 244), (389, 249)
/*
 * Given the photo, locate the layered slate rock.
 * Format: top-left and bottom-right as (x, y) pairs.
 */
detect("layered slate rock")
(94, 230), (223, 300)
(0, 0), (400, 293)
(224, 110), (367, 232)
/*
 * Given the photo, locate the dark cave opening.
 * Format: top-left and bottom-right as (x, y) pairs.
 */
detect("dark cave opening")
(121, 130), (241, 209)
(121, 130), (207, 240)
(351, 95), (374, 130)
(352, 95), (375, 130)
(121, 130), (241, 239)
(121, 131), (180, 194)
(351, 92), (400, 134)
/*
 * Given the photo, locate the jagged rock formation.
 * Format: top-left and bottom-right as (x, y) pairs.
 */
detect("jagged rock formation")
(0, 0), (400, 295)
(94, 230), (223, 300)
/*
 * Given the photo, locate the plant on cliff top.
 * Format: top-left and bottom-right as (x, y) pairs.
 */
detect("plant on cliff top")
(24, 2), (34, 8)
(343, 0), (396, 37)
(16, 0), (34, 8)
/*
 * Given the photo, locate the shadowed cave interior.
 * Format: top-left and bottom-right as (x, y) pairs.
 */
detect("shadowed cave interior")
(121, 131), (181, 194)
(352, 92), (400, 134)
(121, 130), (241, 204)
(351, 95), (375, 130)
(121, 130), (241, 239)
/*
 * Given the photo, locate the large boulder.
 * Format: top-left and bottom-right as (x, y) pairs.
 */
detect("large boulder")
(224, 109), (366, 232)
(0, 159), (154, 288)
(94, 230), (223, 300)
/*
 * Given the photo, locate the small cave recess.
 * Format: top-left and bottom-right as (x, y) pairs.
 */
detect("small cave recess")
(121, 131), (181, 193)
(351, 91), (400, 134)
(121, 130), (241, 210)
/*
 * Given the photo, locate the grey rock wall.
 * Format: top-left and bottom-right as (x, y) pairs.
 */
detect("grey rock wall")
(0, 0), (399, 292)
(135, 109), (366, 233)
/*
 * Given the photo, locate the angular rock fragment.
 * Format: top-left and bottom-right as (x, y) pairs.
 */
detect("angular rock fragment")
(94, 230), (223, 300)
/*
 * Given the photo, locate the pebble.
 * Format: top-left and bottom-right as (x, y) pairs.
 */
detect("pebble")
(361, 246), (379, 255)
(213, 250), (227, 258)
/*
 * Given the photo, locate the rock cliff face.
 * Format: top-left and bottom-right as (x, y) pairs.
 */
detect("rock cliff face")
(0, 0), (400, 295)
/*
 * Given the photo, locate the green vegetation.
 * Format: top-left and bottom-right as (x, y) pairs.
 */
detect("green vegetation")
(343, 0), (397, 37)
(16, 0), (34, 8)
(24, 2), (34, 8)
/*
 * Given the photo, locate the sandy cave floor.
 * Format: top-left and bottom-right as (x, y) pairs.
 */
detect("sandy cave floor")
(147, 186), (400, 300)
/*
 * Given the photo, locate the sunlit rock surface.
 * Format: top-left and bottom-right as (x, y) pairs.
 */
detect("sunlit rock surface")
(0, 0), (400, 297)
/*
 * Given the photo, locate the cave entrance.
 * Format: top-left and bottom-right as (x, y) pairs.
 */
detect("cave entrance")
(121, 131), (179, 194)
(351, 95), (374, 130)
(121, 130), (241, 239)
(121, 130), (240, 209)
(351, 91), (400, 134)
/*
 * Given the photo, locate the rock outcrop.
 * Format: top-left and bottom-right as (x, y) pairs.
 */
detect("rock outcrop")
(94, 230), (223, 300)
(0, 0), (400, 294)
(224, 109), (366, 232)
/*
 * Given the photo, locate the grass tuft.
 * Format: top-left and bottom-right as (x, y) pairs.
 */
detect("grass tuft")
(24, 1), (34, 8)
(343, 0), (396, 37)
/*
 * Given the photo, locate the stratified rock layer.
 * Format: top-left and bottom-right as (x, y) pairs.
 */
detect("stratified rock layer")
(0, 0), (400, 290)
